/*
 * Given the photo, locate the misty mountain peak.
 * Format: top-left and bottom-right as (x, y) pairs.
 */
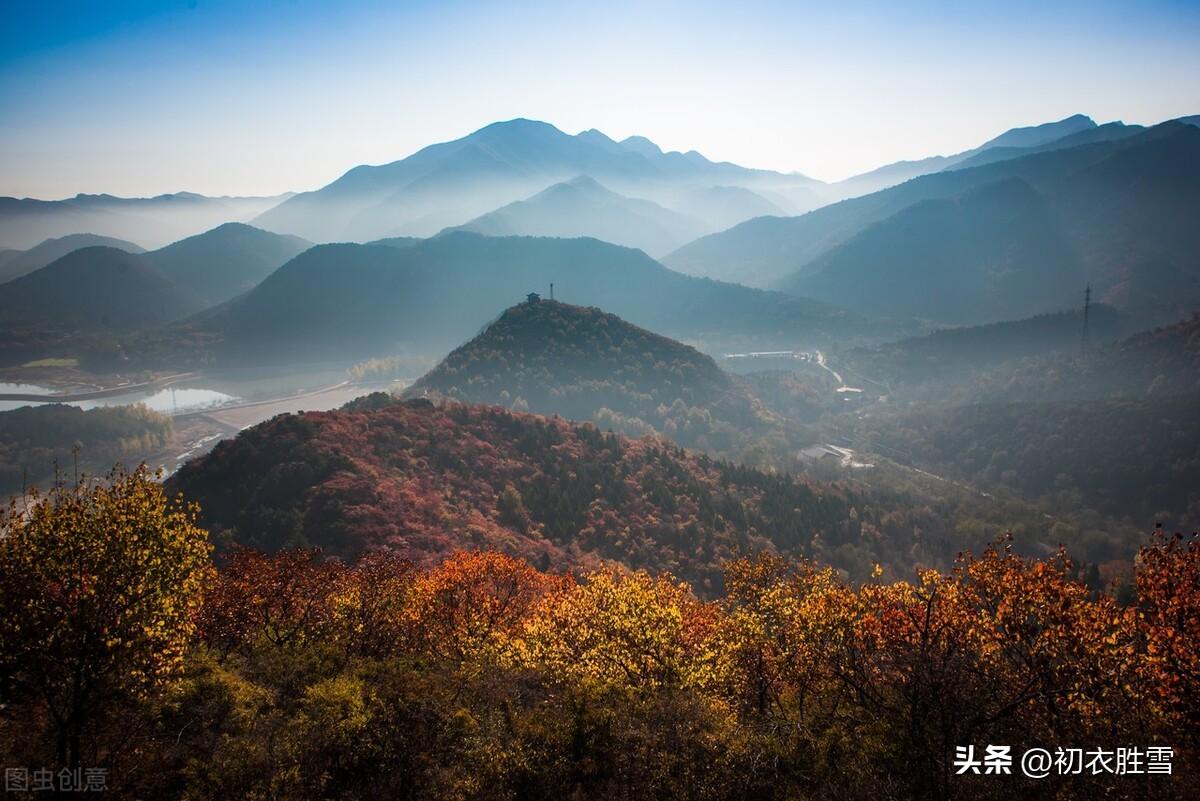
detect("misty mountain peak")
(34, 232), (145, 252)
(619, 135), (664, 158)
(470, 118), (566, 141)
(980, 114), (1097, 150)
(559, 174), (608, 192)
(575, 128), (623, 149)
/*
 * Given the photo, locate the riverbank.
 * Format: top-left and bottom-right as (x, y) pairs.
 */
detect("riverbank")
(0, 372), (196, 402)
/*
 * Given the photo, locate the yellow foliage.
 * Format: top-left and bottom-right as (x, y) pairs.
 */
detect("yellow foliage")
(518, 567), (705, 689)
(0, 466), (213, 767)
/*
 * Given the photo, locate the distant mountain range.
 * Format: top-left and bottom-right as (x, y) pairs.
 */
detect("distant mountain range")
(191, 232), (892, 364)
(944, 121), (1146, 172)
(665, 118), (1166, 286)
(832, 114), (1104, 198)
(3, 113), (1195, 358)
(792, 177), (1083, 322)
(448, 176), (709, 257)
(670, 184), (787, 230)
(255, 115), (1194, 248)
(149, 222), (311, 306)
(0, 224), (310, 341)
(0, 247), (205, 331)
(0, 192), (292, 251)
(0, 233), (145, 285)
(252, 119), (822, 243)
(5, 113), (1191, 262)
(668, 122), (1200, 323)
(405, 298), (782, 453)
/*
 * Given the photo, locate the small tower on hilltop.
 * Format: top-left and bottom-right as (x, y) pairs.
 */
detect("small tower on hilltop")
(526, 291), (541, 304)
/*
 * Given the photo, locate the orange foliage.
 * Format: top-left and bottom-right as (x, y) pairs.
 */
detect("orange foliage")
(184, 534), (1199, 798)
(405, 551), (567, 663)
(1136, 533), (1200, 739)
(198, 548), (347, 653)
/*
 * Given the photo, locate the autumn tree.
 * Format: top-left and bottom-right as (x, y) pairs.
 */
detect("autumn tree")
(704, 554), (850, 717)
(0, 466), (213, 770)
(496, 482), (533, 533)
(329, 550), (417, 658)
(520, 567), (707, 689)
(407, 550), (563, 664)
(824, 540), (1145, 799)
(198, 548), (346, 656)
(1136, 532), (1200, 743)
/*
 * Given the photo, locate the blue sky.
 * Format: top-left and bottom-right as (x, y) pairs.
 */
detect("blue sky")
(1, 0), (1198, 198)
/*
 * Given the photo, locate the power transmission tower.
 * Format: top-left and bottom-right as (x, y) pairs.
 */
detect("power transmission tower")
(1081, 283), (1092, 357)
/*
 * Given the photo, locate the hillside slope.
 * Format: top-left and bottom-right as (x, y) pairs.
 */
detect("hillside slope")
(975, 314), (1200, 402)
(839, 305), (1126, 388)
(0, 246), (204, 330)
(168, 399), (958, 589)
(451, 176), (707, 256)
(667, 123), (1200, 322)
(0, 192), (289, 250)
(831, 113), (1100, 198)
(195, 232), (889, 363)
(0, 404), (172, 496)
(0, 233), (145, 285)
(148, 222), (311, 305)
(782, 177), (1083, 322)
(835, 315), (1200, 531)
(849, 393), (1200, 528)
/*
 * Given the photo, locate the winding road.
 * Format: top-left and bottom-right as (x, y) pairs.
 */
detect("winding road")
(812, 350), (844, 386)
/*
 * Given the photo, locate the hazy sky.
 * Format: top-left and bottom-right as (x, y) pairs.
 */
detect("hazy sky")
(2, 0), (1198, 199)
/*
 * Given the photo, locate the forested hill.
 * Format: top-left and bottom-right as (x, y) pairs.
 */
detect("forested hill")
(0, 404), (173, 495)
(167, 399), (969, 592)
(970, 313), (1200, 401)
(837, 315), (1200, 535)
(148, 222), (311, 306)
(0, 246), (204, 330)
(405, 299), (781, 453)
(838, 305), (1126, 388)
(0, 233), (145, 285)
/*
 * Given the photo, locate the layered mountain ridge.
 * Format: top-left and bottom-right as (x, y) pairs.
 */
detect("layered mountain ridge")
(668, 122), (1200, 324)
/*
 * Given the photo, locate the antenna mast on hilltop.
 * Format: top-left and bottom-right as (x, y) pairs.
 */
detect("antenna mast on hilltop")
(1081, 283), (1092, 357)
(550, 282), (554, 301)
